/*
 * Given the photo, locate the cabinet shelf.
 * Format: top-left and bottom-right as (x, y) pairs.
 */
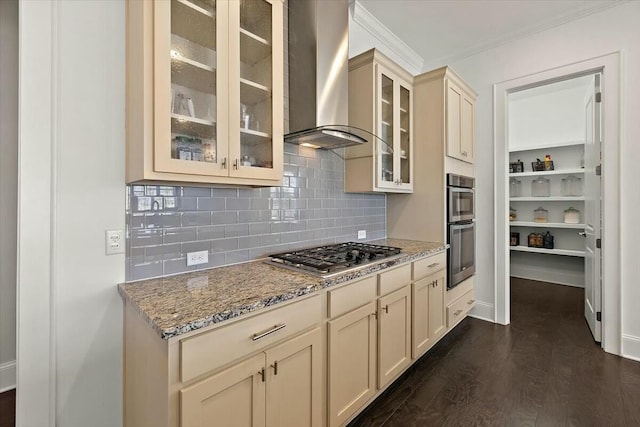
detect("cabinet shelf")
(176, 0), (214, 18)
(240, 128), (270, 139)
(509, 168), (584, 177)
(172, 0), (216, 51)
(510, 246), (585, 257)
(171, 114), (216, 139)
(510, 196), (584, 202)
(509, 221), (585, 229)
(172, 56), (216, 95)
(240, 78), (271, 104)
(381, 98), (391, 106)
(240, 28), (272, 65)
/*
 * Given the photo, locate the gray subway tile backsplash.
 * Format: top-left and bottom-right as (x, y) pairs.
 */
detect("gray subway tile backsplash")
(125, 143), (386, 281)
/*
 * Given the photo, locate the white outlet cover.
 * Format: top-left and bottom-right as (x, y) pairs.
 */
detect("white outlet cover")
(358, 230), (367, 239)
(105, 229), (124, 255)
(187, 250), (209, 266)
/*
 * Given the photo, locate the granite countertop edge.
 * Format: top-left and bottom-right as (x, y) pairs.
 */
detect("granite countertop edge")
(118, 239), (447, 340)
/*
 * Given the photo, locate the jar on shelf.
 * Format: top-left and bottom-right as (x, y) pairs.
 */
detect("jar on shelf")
(534, 206), (548, 223)
(509, 178), (522, 197)
(563, 206), (581, 224)
(510, 232), (520, 246)
(543, 231), (554, 249)
(531, 176), (551, 197)
(509, 207), (517, 221)
(561, 174), (583, 196)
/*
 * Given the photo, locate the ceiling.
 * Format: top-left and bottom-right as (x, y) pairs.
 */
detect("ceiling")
(356, 0), (626, 67)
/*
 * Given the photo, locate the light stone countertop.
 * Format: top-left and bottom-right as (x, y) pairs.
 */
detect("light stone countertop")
(118, 238), (447, 339)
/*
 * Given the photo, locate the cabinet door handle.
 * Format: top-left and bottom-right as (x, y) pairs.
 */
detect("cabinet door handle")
(258, 368), (265, 382)
(383, 305), (389, 314)
(271, 361), (278, 376)
(221, 157), (227, 169)
(579, 231), (586, 237)
(467, 299), (475, 305)
(462, 151), (468, 157)
(454, 309), (463, 316)
(252, 323), (286, 341)
(427, 262), (440, 268)
(233, 159), (239, 170)
(371, 312), (377, 319)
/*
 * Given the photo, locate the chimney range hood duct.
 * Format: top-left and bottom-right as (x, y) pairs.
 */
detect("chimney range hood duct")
(285, 0), (372, 149)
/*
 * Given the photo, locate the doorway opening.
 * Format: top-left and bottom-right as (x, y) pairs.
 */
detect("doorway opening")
(493, 53), (621, 355)
(507, 74), (602, 342)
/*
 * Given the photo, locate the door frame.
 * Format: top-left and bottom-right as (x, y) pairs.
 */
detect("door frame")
(493, 52), (621, 355)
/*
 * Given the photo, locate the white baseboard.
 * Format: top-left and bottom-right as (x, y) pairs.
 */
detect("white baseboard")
(469, 301), (494, 322)
(0, 360), (16, 392)
(510, 264), (584, 287)
(622, 334), (640, 362)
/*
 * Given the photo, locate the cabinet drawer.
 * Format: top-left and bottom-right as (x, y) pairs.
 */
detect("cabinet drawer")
(180, 294), (321, 383)
(378, 264), (411, 296)
(412, 252), (446, 281)
(446, 288), (475, 328)
(328, 276), (376, 319)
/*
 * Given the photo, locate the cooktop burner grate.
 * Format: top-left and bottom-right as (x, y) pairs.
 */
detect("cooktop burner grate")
(266, 242), (402, 277)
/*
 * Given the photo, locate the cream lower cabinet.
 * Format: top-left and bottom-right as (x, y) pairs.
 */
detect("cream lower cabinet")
(181, 353), (266, 427)
(328, 302), (377, 427)
(180, 328), (322, 427)
(411, 270), (446, 358)
(377, 286), (411, 388)
(181, 327), (321, 427)
(327, 265), (412, 427)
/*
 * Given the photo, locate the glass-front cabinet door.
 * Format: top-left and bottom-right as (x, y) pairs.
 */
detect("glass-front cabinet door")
(145, 0), (283, 184)
(376, 65), (413, 191)
(154, 0), (226, 176)
(229, 0), (283, 180)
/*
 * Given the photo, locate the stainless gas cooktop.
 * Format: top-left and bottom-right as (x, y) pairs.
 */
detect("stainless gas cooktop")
(265, 242), (403, 278)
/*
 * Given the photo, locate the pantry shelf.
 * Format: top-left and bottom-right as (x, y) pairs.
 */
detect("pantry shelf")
(509, 246), (585, 257)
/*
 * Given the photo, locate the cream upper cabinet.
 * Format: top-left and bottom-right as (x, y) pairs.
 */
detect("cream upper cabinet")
(345, 48), (413, 193)
(126, 0), (284, 186)
(445, 77), (476, 163)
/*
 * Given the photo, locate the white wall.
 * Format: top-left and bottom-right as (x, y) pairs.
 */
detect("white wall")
(18, 0), (125, 425)
(0, 0), (18, 393)
(424, 1), (640, 359)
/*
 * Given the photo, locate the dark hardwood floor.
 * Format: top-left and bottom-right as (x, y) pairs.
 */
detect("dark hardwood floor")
(0, 388), (15, 427)
(350, 278), (640, 427)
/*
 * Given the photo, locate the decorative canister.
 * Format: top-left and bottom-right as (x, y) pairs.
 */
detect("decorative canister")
(543, 231), (554, 249)
(534, 206), (548, 223)
(509, 178), (522, 197)
(532, 177), (551, 197)
(509, 207), (517, 221)
(561, 174), (583, 196)
(563, 207), (581, 224)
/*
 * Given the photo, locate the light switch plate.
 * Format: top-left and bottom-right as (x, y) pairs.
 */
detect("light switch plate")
(358, 230), (366, 239)
(187, 250), (209, 266)
(105, 229), (124, 255)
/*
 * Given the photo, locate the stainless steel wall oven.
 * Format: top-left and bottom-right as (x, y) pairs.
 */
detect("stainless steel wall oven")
(447, 174), (476, 289)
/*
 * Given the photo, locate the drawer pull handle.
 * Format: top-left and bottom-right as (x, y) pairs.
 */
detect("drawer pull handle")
(427, 262), (440, 268)
(271, 361), (278, 375)
(467, 299), (475, 305)
(258, 368), (265, 382)
(454, 309), (463, 316)
(252, 323), (287, 341)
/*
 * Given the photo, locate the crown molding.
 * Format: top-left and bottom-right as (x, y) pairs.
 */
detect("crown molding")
(349, 0), (423, 74)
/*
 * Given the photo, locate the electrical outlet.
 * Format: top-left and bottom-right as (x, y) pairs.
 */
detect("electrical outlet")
(358, 230), (366, 240)
(105, 229), (124, 255)
(187, 250), (209, 266)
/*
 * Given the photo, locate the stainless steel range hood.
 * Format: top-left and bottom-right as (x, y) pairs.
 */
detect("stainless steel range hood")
(285, 0), (370, 149)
